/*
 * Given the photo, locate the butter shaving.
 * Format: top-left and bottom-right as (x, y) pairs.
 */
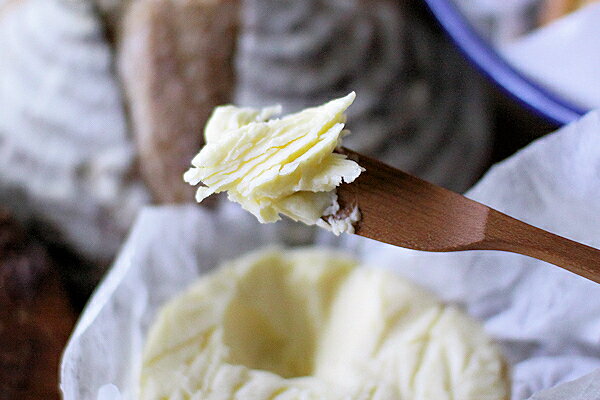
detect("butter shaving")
(184, 93), (363, 234)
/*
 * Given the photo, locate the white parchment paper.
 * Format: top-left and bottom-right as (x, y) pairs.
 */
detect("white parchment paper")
(61, 111), (600, 400)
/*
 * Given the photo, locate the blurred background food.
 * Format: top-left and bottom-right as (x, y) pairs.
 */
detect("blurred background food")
(0, 0), (594, 398)
(0, 209), (76, 400)
(452, 0), (599, 113)
(454, 0), (599, 42)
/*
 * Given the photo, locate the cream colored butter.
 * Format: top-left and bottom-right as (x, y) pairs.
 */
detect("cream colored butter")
(183, 93), (363, 233)
(140, 248), (509, 400)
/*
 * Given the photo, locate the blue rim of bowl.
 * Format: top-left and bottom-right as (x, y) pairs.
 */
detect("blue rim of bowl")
(423, 0), (588, 126)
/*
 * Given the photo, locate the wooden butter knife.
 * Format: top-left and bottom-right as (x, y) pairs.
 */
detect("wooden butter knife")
(336, 148), (600, 284)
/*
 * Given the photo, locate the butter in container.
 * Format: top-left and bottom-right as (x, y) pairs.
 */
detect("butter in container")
(61, 111), (600, 400)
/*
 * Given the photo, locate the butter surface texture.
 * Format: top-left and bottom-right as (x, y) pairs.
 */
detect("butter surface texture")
(183, 94), (363, 232)
(140, 248), (509, 400)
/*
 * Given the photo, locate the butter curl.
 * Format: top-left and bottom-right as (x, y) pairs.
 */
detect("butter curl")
(184, 93), (363, 232)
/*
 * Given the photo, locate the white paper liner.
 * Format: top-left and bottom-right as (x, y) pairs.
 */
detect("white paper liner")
(62, 111), (600, 399)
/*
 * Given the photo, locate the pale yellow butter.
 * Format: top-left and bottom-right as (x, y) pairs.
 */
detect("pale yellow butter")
(140, 248), (509, 400)
(183, 93), (363, 234)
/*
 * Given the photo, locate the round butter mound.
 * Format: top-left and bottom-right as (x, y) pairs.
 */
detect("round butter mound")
(140, 248), (509, 400)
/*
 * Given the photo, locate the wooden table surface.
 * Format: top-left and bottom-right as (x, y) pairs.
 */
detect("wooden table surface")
(0, 212), (76, 400)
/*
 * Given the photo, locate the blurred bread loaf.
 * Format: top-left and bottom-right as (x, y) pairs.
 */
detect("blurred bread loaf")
(235, 0), (491, 193)
(0, 0), (149, 266)
(117, 0), (239, 203)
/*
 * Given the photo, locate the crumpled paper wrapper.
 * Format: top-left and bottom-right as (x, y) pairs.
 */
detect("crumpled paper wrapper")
(61, 111), (600, 400)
